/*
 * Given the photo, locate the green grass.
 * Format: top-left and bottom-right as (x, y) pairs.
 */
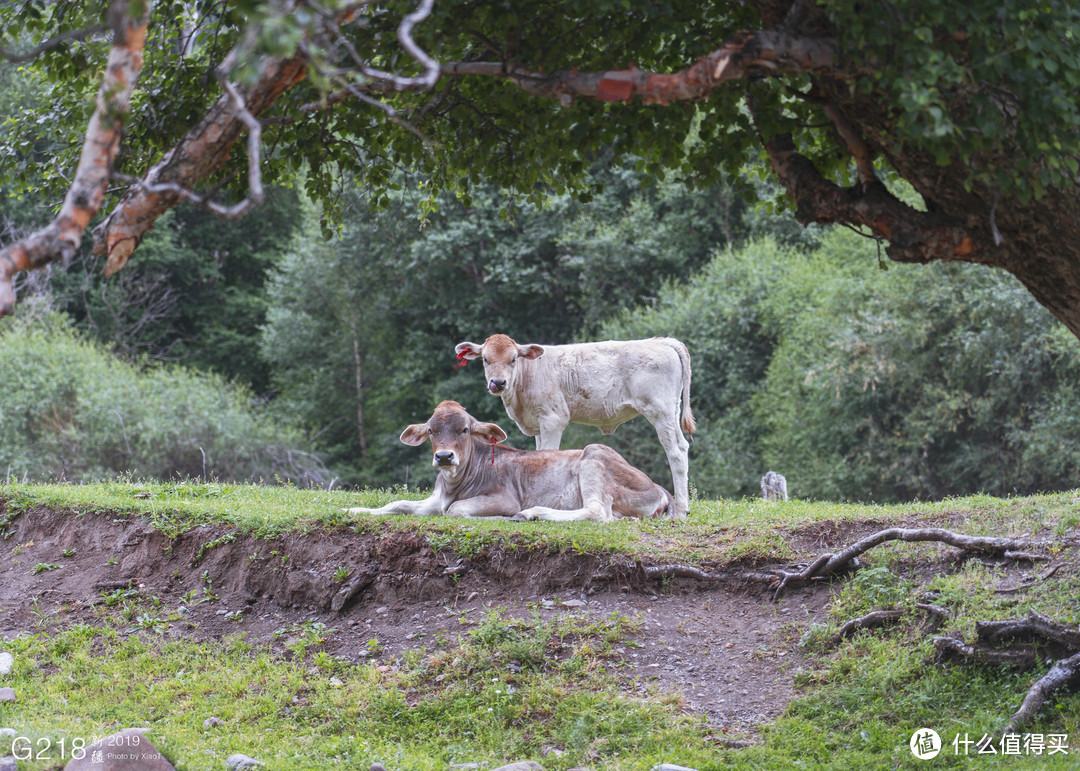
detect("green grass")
(0, 610), (722, 770)
(4, 480), (1076, 564)
(1, 482), (1079, 769)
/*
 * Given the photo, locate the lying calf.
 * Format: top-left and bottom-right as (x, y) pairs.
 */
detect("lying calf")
(346, 400), (674, 522)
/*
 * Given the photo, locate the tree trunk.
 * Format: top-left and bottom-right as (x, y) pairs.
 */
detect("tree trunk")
(350, 317), (369, 459)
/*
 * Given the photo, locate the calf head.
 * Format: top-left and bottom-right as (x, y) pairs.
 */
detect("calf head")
(399, 400), (508, 477)
(455, 334), (544, 396)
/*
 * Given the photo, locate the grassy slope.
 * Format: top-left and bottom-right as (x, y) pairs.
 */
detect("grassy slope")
(0, 481), (1078, 770)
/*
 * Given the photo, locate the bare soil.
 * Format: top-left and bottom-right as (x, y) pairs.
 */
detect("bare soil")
(0, 506), (844, 736)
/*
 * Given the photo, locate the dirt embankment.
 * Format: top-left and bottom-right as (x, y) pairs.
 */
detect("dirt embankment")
(0, 506), (836, 732)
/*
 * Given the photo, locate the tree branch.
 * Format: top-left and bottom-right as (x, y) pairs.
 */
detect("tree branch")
(0, 24), (110, 63)
(91, 52), (308, 274)
(440, 30), (836, 106)
(90, 0), (442, 276)
(0, 0), (150, 317)
(758, 131), (976, 265)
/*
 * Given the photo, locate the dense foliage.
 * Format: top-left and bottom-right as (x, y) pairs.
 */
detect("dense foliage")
(600, 230), (1080, 501)
(0, 309), (325, 485)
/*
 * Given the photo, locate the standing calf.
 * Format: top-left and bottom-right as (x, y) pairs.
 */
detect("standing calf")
(454, 334), (695, 518)
(346, 400), (674, 522)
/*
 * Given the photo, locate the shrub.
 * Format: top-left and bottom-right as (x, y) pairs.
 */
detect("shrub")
(0, 312), (328, 484)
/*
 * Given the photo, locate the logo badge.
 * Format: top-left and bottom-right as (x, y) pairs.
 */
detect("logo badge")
(910, 728), (942, 760)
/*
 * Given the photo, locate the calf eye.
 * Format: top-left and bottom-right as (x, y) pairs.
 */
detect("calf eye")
(461, 428), (468, 434)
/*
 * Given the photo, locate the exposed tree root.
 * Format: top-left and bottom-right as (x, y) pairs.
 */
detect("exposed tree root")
(933, 611), (1080, 734)
(976, 611), (1080, 649)
(593, 528), (1051, 605)
(830, 609), (904, 643)
(1003, 651), (1080, 735)
(828, 601), (952, 645)
(591, 561), (776, 594)
(770, 528), (1048, 600)
(932, 636), (1039, 669)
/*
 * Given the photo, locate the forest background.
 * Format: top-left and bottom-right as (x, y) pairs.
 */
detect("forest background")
(5, 162), (1080, 504)
(4, 46), (1080, 504)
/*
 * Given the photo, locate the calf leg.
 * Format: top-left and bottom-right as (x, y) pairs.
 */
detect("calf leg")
(518, 457), (615, 522)
(649, 414), (690, 519)
(535, 417), (567, 451)
(346, 494), (443, 517)
(446, 494), (519, 518)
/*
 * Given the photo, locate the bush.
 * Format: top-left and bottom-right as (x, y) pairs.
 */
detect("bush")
(0, 312), (328, 484)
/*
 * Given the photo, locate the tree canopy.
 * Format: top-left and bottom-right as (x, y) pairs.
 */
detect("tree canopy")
(1, 0), (1078, 336)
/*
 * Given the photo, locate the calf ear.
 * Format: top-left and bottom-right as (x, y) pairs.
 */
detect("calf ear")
(471, 422), (508, 445)
(455, 341), (483, 360)
(519, 344), (544, 359)
(399, 423), (430, 446)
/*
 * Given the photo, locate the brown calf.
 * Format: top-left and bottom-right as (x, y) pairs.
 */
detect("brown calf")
(346, 401), (674, 522)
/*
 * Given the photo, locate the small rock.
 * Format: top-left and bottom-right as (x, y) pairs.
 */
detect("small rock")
(329, 677), (344, 687)
(370, 765), (388, 771)
(1, 756), (17, 771)
(560, 599), (586, 608)
(0, 729), (15, 738)
(491, 763), (544, 771)
(375, 606), (389, 615)
(202, 717), (223, 728)
(225, 754), (265, 770)
(541, 745), (565, 758)
(0, 653), (12, 676)
(0, 689), (14, 703)
(651, 765), (699, 771)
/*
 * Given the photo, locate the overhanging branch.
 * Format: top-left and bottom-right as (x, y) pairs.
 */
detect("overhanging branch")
(440, 30), (836, 105)
(761, 132), (975, 264)
(0, 0), (150, 317)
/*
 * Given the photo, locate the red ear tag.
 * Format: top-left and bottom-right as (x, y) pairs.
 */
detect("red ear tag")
(455, 352), (469, 369)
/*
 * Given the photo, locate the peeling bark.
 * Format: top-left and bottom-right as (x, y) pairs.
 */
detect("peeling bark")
(442, 30), (836, 106)
(0, 0), (150, 316)
(90, 54), (308, 275)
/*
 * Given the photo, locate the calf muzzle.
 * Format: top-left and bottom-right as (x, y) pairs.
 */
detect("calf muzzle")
(433, 450), (456, 466)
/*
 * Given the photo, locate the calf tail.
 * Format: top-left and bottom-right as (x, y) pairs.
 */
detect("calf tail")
(673, 339), (696, 437)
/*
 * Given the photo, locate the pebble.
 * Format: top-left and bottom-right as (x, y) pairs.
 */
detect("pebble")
(1, 757), (17, 771)
(651, 765), (700, 771)
(0, 689), (13, 703)
(203, 717), (224, 728)
(491, 763), (543, 771)
(0, 653), (12, 676)
(225, 754), (265, 770)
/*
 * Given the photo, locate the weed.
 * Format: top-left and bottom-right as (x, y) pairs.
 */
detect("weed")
(31, 562), (60, 574)
(190, 532), (236, 566)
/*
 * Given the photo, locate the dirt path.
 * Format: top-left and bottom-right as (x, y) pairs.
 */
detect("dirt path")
(0, 507), (836, 735)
